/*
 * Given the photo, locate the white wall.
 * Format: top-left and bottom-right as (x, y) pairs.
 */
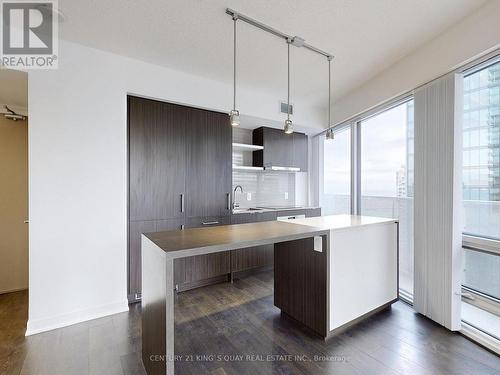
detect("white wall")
(27, 40), (323, 334)
(332, 0), (500, 125)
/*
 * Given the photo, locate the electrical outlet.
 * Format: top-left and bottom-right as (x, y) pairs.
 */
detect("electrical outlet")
(247, 192), (252, 201)
(284, 192), (288, 200)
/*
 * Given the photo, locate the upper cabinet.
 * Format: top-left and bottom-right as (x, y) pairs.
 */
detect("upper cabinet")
(129, 97), (186, 221)
(129, 97), (232, 222)
(252, 127), (308, 171)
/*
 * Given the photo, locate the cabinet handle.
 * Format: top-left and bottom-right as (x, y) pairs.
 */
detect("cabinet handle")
(227, 193), (230, 210)
(202, 221), (219, 225)
(180, 194), (185, 213)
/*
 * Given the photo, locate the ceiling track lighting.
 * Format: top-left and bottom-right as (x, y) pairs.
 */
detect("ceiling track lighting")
(225, 9), (334, 133)
(284, 39), (293, 134)
(229, 15), (240, 127)
(325, 56), (334, 140)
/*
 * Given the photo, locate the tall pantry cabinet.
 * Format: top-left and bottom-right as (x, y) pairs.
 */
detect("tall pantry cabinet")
(128, 96), (231, 302)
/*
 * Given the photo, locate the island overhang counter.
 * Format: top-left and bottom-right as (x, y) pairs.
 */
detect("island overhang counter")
(141, 215), (398, 375)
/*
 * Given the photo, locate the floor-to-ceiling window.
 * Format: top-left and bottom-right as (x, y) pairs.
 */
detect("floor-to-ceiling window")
(359, 100), (414, 299)
(319, 99), (414, 300)
(322, 127), (351, 215)
(461, 60), (500, 340)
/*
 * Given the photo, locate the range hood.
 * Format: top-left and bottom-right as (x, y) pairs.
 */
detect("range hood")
(252, 127), (308, 172)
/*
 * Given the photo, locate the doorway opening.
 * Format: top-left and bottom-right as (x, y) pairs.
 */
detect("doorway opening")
(0, 69), (29, 338)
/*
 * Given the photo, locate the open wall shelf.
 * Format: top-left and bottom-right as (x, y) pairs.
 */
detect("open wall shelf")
(232, 142), (263, 151)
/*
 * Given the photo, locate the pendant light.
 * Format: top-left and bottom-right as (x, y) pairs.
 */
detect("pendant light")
(326, 128), (334, 140)
(325, 55), (334, 140)
(284, 39), (293, 134)
(229, 15), (240, 127)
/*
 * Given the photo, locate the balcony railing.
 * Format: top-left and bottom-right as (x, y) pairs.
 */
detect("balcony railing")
(320, 194), (500, 304)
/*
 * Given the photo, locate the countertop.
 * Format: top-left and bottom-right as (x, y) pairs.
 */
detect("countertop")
(144, 220), (328, 259)
(286, 214), (397, 231)
(143, 215), (396, 260)
(232, 206), (321, 215)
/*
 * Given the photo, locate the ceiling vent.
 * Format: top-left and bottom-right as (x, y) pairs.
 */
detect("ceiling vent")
(280, 102), (293, 116)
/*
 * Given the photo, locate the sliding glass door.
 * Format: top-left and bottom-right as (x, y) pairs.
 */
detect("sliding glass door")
(360, 100), (414, 299)
(319, 100), (414, 299)
(461, 60), (500, 340)
(322, 127), (351, 215)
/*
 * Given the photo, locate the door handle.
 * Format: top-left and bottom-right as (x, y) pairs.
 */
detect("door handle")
(202, 221), (219, 225)
(227, 193), (230, 210)
(24, 220), (29, 224)
(180, 194), (185, 213)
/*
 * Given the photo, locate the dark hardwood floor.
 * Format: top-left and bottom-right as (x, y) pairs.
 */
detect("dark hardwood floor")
(1, 272), (498, 374)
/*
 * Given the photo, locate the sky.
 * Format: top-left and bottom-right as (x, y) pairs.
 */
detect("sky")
(324, 103), (409, 198)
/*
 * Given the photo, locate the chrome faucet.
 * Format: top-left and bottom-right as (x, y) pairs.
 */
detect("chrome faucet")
(233, 185), (243, 209)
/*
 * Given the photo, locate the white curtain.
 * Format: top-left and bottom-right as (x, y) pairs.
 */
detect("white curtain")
(413, 73), (463, 331)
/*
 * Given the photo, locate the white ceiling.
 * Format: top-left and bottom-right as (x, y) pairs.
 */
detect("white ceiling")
(58, 1), (489, 109)
(0, 69), (28, 114)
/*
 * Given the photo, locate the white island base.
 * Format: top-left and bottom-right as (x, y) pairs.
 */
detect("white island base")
(286, 215), (399, 337)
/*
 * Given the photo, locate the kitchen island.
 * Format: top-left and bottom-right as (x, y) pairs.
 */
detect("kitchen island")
(141, 215), (398, 375)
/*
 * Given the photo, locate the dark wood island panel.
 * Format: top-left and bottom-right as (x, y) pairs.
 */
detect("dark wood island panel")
(274, 236), (328, 336)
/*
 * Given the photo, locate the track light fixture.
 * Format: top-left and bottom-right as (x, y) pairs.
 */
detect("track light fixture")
(327, 55), (333, 133)
(284, 40), (293, 134)
(229, 15), (240, 127)
(225, 9), (335, 133)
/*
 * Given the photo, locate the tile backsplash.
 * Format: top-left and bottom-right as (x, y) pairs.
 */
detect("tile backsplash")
(232, 128), (307, 208)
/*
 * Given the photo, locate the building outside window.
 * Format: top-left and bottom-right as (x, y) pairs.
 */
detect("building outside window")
(322, 99), (414, 300)
(360, 100), (414, 300)
(461, 60), (500, 340)
(322, 127), (351, 215)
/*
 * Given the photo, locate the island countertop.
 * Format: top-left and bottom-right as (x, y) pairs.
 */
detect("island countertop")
(142, 215), (397, 260)
(143, 220), (329, 259)
(287, 214), (398, 230)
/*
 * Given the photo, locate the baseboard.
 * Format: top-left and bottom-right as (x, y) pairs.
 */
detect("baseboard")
(25, 299), (129, 336)
(176, 274), (230, 293)
(232, 265), (273, 280)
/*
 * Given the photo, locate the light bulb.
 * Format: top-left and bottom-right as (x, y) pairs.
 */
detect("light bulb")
(284, 119), (293, 134)
(229, 110), (240, 127)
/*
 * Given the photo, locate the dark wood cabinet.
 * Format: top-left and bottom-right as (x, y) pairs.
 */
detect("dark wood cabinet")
(174, 252), (231, 291)
(206, 111), (232, 217)
(230, 211), (277, 273)
(174, 216), (231, 291)
(128, 220), (157, 301)
(185, 108), (231, 218)
(252, 126), (308, 171)
(185, 215), (231, 228)
(128, 97), (232, 302)
(305, 208), (321, 217)
(129, 98), (186, 221)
